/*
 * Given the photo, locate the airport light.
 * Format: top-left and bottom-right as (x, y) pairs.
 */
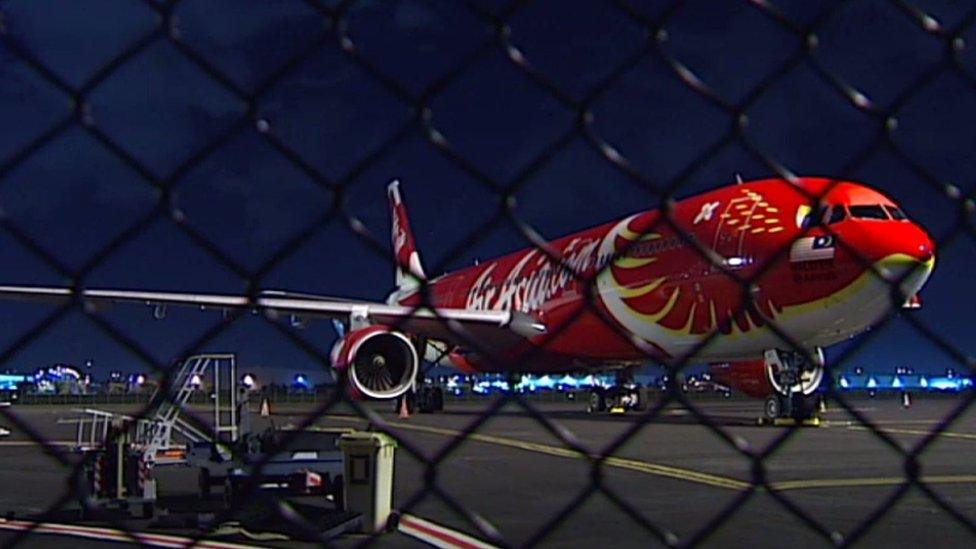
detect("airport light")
(241, 374), (256, 390)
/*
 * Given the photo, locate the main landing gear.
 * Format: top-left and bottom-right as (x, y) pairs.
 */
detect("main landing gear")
(394, 339), (445, 415)
(760, 348), (824, 425)
(587, 368), (646, 414)
(395, 383), (444, 415)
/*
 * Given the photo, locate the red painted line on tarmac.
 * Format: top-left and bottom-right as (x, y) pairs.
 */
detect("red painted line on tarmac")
(398, 514), (498, 549)
(0, 440), (74, 446)
(0, 518), (259, 548)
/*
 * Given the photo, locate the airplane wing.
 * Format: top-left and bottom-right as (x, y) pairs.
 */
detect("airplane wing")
(0, 285), (546, 350)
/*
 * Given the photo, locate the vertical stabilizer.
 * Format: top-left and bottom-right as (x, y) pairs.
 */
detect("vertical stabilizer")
(388, 180), (426, 293)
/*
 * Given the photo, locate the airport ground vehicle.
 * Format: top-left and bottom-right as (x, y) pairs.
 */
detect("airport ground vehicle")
(192, 428), (346, 505)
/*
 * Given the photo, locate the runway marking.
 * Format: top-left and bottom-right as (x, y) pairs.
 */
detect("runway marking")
(320, 415), (750, 491)
(0, 518), (259, 548)
(317, 415), (976, 496)
(398, 513), (500, 549)
(850, 419), (945, 425)
(0, 440), (74, 447)
(770, 475), (976, 492)
(845, 425), (976, 442)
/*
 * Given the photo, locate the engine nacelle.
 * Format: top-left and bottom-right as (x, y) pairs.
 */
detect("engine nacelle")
(709, 360), (773, 398)
(710, 349), (824, 398)
(330, 325), (419, 399)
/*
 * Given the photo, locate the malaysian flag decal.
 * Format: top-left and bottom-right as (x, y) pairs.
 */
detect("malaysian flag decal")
(790, 235), (835, 262)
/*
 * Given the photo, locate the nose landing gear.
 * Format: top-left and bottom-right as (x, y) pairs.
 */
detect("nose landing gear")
(759, 348), (825, 426)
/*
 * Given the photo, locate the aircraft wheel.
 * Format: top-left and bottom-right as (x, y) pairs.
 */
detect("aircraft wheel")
(587, 389), (606, 414)
(416, 387), (439, 413)
(790, 394), (817, 420)
(630, 388), (647, 411)
(431, 387), (444, 412)
(763, 395), (782, 420)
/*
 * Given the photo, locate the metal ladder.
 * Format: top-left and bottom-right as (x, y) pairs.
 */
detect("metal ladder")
(66, 354), (240, 462)
(142, 354), (238, 457)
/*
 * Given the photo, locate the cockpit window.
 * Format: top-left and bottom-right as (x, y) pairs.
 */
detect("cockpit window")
(827, 205), (847, 225)
(849, 204), (889, 220)
(800, 206), (825, 228)
(885, 205), (907, 220)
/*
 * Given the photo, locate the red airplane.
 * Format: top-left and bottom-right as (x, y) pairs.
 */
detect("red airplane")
(0, 177), (934, 419)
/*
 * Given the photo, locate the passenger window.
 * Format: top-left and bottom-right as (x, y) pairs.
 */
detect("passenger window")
(885, 205), (907, 220)
(849, 205), (889, 220)
(827, 205), (847, 225)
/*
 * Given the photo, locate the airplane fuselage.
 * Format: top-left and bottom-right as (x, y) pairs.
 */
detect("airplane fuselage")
(398, 177), (935, 372)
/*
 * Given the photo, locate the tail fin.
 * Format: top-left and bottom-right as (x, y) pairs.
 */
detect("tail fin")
(388, 180), (426, 292)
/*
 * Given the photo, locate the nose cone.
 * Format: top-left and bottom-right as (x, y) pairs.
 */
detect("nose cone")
(863, 220), (934, 262)
(869, 222), (935, 300)
(905, 227), (935, 264)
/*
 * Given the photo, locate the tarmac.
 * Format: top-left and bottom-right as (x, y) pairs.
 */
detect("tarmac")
(0, 394), (975, 547)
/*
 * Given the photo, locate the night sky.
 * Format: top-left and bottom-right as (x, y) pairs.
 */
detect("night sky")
(0, 0), (974, 383)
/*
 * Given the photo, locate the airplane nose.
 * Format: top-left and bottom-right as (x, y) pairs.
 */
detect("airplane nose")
(904, 224), (935, 264)
(871, 222), (935, 298)
(915, 236), (935, 264)
(861, 220), (934, 264)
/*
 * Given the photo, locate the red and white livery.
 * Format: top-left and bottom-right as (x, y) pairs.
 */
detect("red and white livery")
(0, 177), (935, 418)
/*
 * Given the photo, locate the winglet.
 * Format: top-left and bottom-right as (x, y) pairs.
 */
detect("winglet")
(388, 180), (426, 291)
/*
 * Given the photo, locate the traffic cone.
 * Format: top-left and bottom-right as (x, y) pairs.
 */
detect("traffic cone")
(260, 398), (271, 417)
(398, 396), (411, 419)
(902, 391), (911, 408)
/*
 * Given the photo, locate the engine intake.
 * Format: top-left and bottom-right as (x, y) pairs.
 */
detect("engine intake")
(331, 326), (419, 399)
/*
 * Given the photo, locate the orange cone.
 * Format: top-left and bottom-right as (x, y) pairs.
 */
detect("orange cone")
(398, 396), (411, 419)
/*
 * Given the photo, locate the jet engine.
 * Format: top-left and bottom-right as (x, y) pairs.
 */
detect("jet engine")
(710, 350), (824, 398)
(331, 325), (419, 399)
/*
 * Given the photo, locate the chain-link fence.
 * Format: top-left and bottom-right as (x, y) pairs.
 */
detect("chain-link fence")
(0, 0), (974, 546)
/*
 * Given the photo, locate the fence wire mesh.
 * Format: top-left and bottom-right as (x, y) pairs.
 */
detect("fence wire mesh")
(0, 0), (974, 547)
